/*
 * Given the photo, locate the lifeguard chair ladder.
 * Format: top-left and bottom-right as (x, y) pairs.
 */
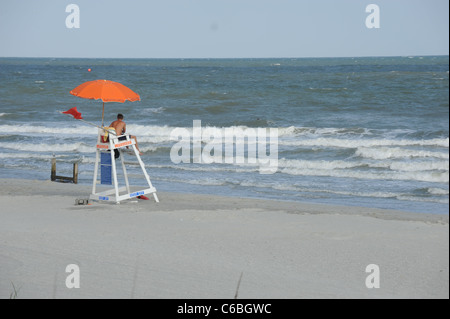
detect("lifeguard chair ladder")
(90, 128), (159, 204)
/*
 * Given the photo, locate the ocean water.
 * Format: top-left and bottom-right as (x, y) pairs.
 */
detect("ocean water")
(0, 56), (448, 214)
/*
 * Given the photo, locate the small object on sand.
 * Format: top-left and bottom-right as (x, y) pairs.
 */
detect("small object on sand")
(75, 198), (89, 205)
(137, 195), (149, 200)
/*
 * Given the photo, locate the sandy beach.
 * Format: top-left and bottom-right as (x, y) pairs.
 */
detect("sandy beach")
(0, 178), (448, 299)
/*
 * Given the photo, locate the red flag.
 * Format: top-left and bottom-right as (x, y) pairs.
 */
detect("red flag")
(62, 107), (83, 119)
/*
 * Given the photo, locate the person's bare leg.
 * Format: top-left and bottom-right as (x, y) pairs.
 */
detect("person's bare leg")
(131, 135), (143, 155)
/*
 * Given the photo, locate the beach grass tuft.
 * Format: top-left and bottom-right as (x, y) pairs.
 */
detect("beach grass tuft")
(9, 282), (20, 299)
(234, 272), (243, 299)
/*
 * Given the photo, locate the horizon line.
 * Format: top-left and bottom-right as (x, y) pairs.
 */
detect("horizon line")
(0, 54), (449, 60)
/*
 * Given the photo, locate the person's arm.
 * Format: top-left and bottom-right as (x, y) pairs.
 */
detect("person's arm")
(122, 123), (126, 134)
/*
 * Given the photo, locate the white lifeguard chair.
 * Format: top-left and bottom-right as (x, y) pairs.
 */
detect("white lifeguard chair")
(90, 128), (159, 204)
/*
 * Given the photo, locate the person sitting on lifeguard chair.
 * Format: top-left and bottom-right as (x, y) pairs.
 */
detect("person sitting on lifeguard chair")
(109, 113), (143, 156)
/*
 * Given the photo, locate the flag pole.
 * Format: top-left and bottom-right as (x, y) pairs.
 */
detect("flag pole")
(60, 111), (117, 135)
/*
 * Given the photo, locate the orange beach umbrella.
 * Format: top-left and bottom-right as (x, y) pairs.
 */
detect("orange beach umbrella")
(70, 79), (140, 126)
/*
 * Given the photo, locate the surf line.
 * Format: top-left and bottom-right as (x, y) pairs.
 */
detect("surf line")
(170, 120), (279, 174)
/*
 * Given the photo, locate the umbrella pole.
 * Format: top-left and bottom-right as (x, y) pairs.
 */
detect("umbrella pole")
(101, 102), (105, 127)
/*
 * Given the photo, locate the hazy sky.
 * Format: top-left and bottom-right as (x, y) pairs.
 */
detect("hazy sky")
(0, 0), (448, 58)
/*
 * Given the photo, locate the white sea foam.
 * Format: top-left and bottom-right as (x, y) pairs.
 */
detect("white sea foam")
(279, 158), (363, 170)
(243, 126), (379, 138)
(78, 156), (96, 164)
(139, 136), (176, 144)
(131, 124), (363, 139)
(397, 195), (449, 204)
(138, 145), (159, 153)
(0, 153), (54, 160)
(279, 158), (449, 173)
(142, 159), (449, 183)
(280, 167), (448, 183)
(0, 142), (94, 153)
(144, 107), (166, 114)
(0, 124), (97, 136)
(127, 124), (175, 138)
(155, 174), (447, 204)
(356, 147), (449, 160)
(157, 176), (226, 187)
(2, 124), (447, 149)
(371, 160), (449, 172)
(238, 180), (404, 199)
(281, 137), (449, 149)
(427, 188), (449, 195)
(1, 123), (448, 185)
(144, 163), (259, 174)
